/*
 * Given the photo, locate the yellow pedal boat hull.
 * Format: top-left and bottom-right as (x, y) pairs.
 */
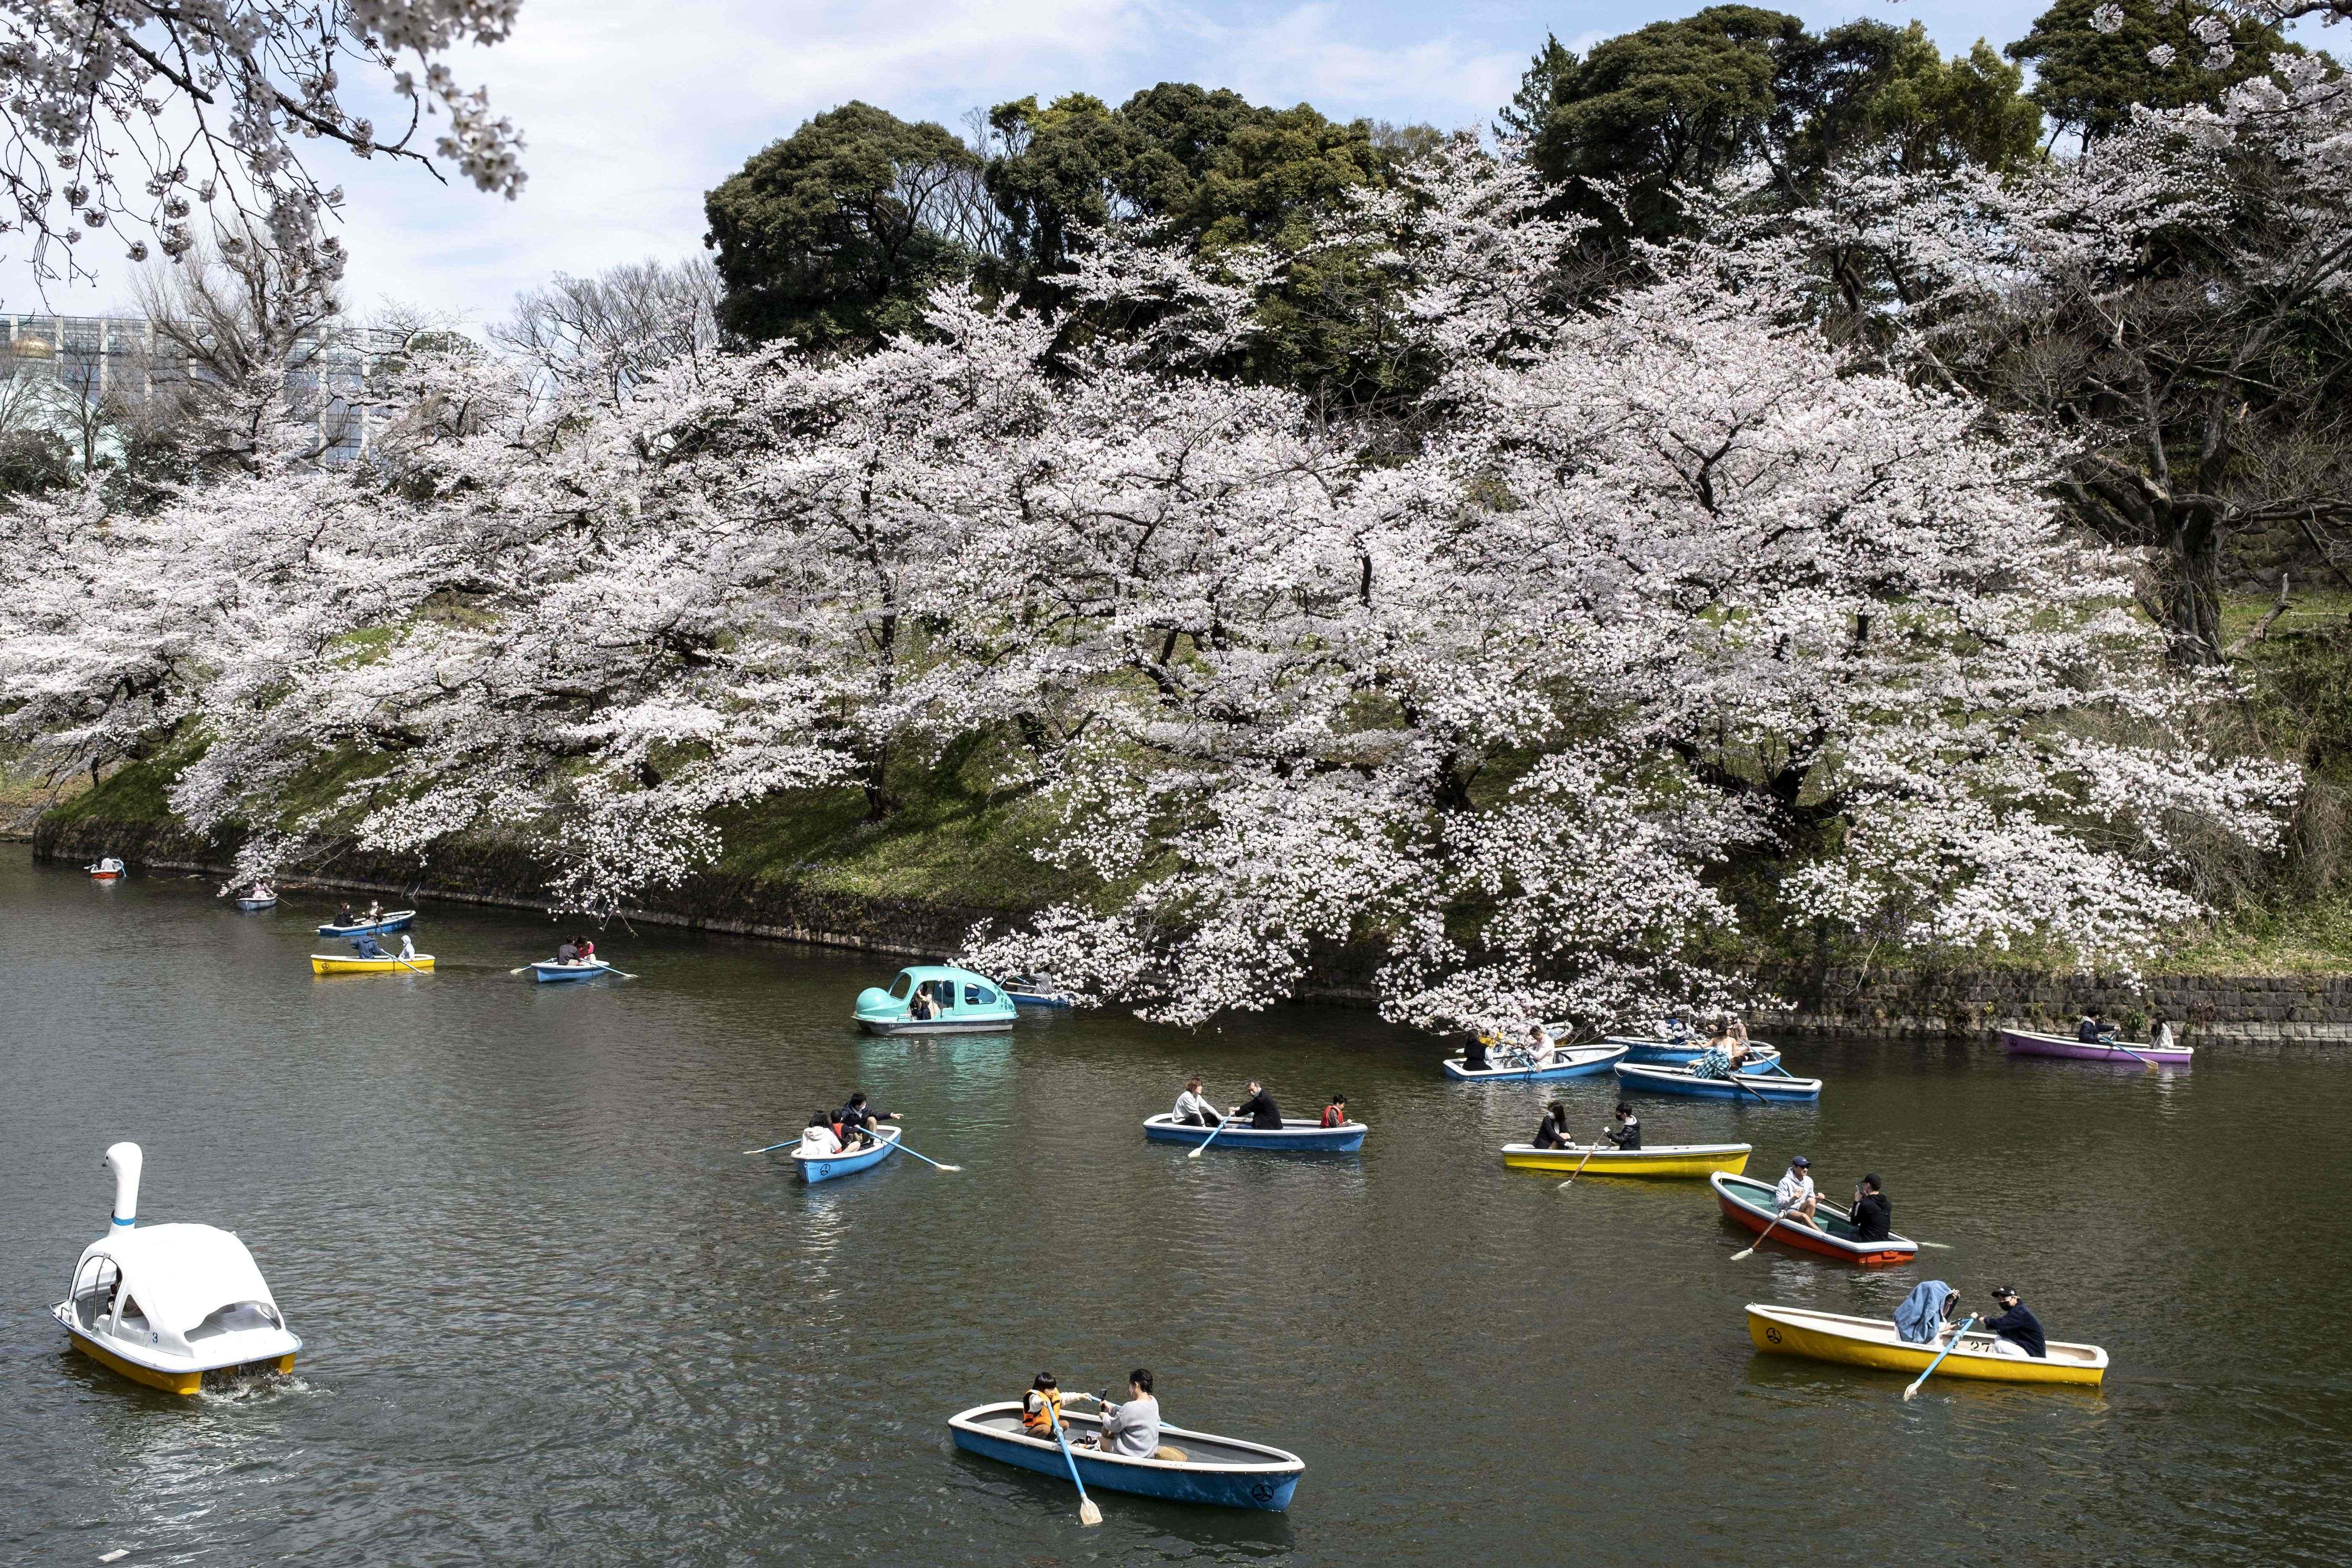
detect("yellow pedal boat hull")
(1746, 1304), (2106, 1386)
(68, 1329), (297, 1395)
(310, 954), (434, 974)
(1502, 1142), (1750, 1178)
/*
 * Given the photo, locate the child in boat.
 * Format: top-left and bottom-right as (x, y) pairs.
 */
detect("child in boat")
(1320, 1094), (1348, 1128)
(398, 935), (417, 961)
(1020, 1373), (1065, 1437)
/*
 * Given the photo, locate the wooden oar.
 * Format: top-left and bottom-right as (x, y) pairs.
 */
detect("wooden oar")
(1903, 1314), (1978, 1400)
(1187, 1116), (1235, 1159)
(1043, 1399), (1104, 1526)
(1732, 1205), (1792, 1261)
(1554, 1142), (1601, 1189)
(2098, 1034), (2162, 1072)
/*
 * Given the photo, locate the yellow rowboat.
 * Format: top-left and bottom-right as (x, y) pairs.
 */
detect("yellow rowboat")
(1502, 1141), (1750, 1178)
(309, 953), (434, 975)
(1746, 1304), (2108, 1387)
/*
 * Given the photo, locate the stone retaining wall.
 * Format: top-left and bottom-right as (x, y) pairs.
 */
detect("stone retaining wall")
(33, 815), (2352, 1042)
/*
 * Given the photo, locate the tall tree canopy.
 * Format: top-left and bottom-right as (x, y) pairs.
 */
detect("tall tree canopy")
(703, 103), (990, 346)
(2008, 0), (2296, 142)
(1507, 10), (2041, 235)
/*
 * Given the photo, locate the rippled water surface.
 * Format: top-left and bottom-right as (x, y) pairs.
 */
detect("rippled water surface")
(4, 851), (2350, 1565)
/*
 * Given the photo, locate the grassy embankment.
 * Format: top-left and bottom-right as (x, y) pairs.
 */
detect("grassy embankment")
(27, 591), (2352, 975)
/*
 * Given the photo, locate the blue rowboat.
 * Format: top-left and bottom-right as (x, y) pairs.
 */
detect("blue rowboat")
(948, 1401), (1303, 1511)
(527, 959), (612, 984)
(316, 910), (415, 937)
(1003, 976), (1075, 1008)
(1613, 1060), (1822, 1102)
(791, 1126), (902, 1183)
(1609, 1036), (1782, 1073)
(231, 896), (277, 912)
(1142, 1114), (1366, 1152)
(1443, 1042), (1628, 1081)
(853, 965), (1019, 1034)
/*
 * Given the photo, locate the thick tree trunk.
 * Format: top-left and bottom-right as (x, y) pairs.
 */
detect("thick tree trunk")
(2162, 504), (2226, 668)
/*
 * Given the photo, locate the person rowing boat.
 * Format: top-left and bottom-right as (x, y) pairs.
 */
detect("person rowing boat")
(1774, 1155), (1821, 1229)
(1605, 1102), (1641, 1150)
(1077, 1369), (1162, 1456)
(1173, 1077), (1220, 1127)
(1228, 1081), (1282, 1131)
(832, 1092), (899, 1150)
(1849, 1174), (1893, 1243)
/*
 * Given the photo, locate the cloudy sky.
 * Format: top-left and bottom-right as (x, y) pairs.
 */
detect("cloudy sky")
(18, 0), (2072, 327)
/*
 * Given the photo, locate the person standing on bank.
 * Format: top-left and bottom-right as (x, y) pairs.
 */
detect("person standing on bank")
(1605, 1102), (1641, 1150)
(1983, 1285), (2047, 1358)
(1229, 1081), (1282, 1130)
(1774, 1155), (1821, 1229)
(1849, 1174), (1892, 1243)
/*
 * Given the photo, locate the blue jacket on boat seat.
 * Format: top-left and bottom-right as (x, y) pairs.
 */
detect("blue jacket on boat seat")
(1895, 1280), (1954, 1344)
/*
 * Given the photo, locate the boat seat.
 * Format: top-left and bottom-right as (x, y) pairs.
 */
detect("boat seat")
(1154, 1445), (1188, 1462)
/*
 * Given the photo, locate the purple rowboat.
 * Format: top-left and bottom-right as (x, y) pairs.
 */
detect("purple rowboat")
(2001, 1028), (2192, 1067)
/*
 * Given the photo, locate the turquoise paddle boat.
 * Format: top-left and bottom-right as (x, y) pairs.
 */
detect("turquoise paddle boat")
(853, 965), (1018, 1034)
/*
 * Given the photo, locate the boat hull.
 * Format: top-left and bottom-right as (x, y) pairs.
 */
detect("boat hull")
(310, 954), (434, 974)
(529, 961), (610, 983)
(315, 912), (416, 937)
(1004, 988), (1074, 1008)
(1609, 1037), (1782, 1072)
(1143, 1115), (1366, 1152)
(793, 1128), (902, 1183)
(1614, 1062), (1821, 1102)
(2001, 1028), (2191, 1066)
(1444, 1044), (1627, 1081)
(855, 1012), (1018, 1034)
(1746, 1304), (2106, 1386)
(56, 1311), (299, 1396)
(1501, 1141), (1750, 1178)
(89, 872), (122, 882)
(232, 897), (277, 911)
(1710, 1173), (1915, 1264)
(948, 1403), (1303, 1511)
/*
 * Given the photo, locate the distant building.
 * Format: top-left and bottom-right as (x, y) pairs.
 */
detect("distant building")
(0, 312), (409, 463)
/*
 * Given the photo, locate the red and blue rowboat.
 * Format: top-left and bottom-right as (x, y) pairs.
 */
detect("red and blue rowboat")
(948, 1402), (1303, 1511)
(1142, 1114), (1366, 1152)
(2001, 1028), (2192, 1067)
(1709, 1171), (1917, 1265)
(1613, 1061), (1822, 1102)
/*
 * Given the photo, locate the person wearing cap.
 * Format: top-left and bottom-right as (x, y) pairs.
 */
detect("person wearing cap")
(1983, 1285), (2048, 1359)
(1849, 1174), (1892, 1243)
(1773, 1155), (1821, 1228)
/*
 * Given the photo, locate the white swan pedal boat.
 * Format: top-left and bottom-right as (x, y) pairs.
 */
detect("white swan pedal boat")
(948, 1401), (1304, 1510)
(50, 1143), (299, 1395)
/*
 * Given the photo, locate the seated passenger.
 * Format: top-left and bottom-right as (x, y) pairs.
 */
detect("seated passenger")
(1605, 1102), (1641, 1150)
(1533, 1101), (1575, 1150)
(1021, 1372), (1065, 1438)
(1320, 1094), (1348, 1128)
(1849, 1175), (1893, 1242)
(1463, 1034), (1492, 1073)
(352, 933), (387, 959)
(1983, 1285), (2048, 1359)
(1092, 1369), (1162, 1457)
(798, 1114), (842, 1158)
(556, 940), (578, 964)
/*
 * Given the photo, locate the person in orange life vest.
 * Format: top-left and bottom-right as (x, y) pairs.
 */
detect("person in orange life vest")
(1320, 1094), (1348, 1129)
(1021, 1372), (1066, 1438)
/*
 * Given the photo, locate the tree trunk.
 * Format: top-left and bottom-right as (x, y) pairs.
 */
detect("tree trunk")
(2163, 503), (2226, 668)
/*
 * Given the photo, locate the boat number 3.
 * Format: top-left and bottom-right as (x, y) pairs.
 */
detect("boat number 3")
(151, 1332), (161, 1343)
(1251, 1482), (1273, 1503)
(1764, 1327), (1782, 1344)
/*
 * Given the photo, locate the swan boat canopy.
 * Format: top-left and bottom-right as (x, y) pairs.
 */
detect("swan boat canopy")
(49, 1143), (300, 1395)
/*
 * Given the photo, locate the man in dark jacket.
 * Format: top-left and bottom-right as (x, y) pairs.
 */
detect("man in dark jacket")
(1984, 1285), (2048, 1358)
(1605, 1103), (1641, 1150)
(1849, 1175), (1893, 1242)
(1229, 1081), (1282, 1130)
